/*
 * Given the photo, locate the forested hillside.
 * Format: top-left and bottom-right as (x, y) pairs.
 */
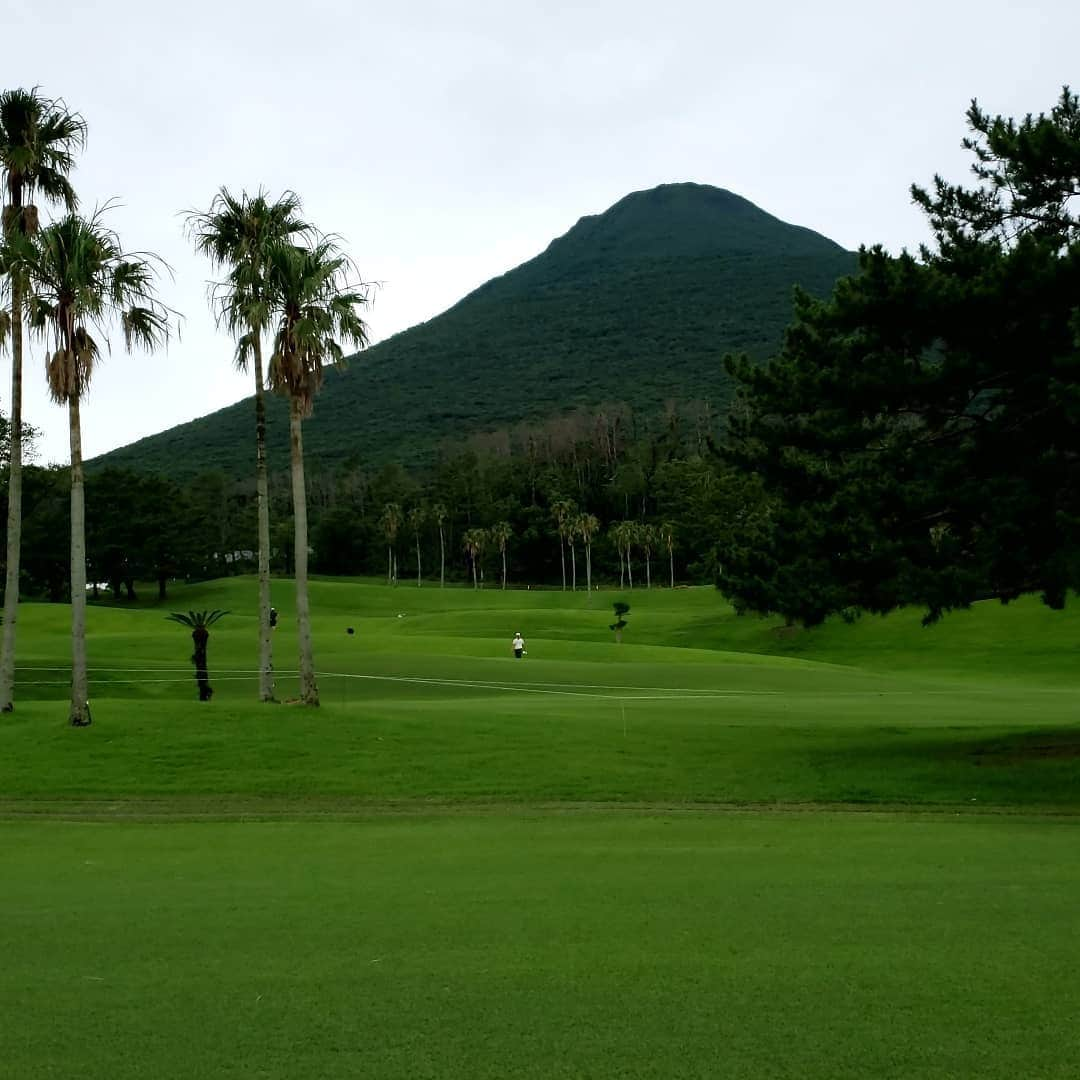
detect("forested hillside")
(92, 183), (854, 480)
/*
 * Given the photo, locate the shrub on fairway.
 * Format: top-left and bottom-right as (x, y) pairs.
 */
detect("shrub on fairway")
(609, 600), (630, 643)
(165, 609), (229, 701)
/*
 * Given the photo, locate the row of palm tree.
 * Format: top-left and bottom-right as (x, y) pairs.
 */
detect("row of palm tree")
(0, 91), (171, 726)
(462, 522), (513, 589)
(377, 495), (677, 594)
(0, 88), (86, 716)
(185, 197), (370, 706)
(0, 86), (370, 722)
(379, 501), (452, 587)
(559, 514), (674, 593)
(379, 506), (513, 591)
(610, 520), (675, 590)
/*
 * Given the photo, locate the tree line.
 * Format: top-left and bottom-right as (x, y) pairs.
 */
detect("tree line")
(1, 398), (764, 598)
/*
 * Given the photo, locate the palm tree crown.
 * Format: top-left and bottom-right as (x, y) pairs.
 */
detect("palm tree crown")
(264, 236), (369, 413)
(185, 187), (311, 359)
(0, 88), (86, 231)
(14, 209), (171, 397)
(165, 609), (230, 630)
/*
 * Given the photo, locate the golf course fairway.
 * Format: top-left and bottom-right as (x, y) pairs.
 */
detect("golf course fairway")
(2, 578), (1078, 1078)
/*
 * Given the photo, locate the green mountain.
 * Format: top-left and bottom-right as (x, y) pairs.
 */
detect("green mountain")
(93, 183), (855, 480)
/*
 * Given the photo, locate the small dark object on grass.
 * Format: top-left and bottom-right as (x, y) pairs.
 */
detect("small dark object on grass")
(347, 627), (355, 635)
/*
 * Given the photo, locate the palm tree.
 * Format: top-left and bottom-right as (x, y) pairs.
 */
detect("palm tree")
(551, 498), (574, 590)
(610, 521), (624, 589)
(577, 513), (599, 602)
(408, 505), (426, 586)
(165, 609), (228, 701)
(380, 502), (402, 584)
(432, 502), (448, 587)
(611, 521), (635, 590)
(264, 236), (369, 707)
(660, 522), (676, 588)
(568, 519), (578, 591)
(14, 209), (171, 725)
(186, 188), (311, 704)
(640, 523), (657, 589)
(0, 88), (85, 714)
(491, 521), (512, 589)
(463, 527), (485, 589)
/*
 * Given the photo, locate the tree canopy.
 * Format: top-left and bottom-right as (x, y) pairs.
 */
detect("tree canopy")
(720, 88), (1080, 626)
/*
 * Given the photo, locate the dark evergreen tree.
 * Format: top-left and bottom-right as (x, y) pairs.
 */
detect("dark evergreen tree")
(721, 88), (1080, 625)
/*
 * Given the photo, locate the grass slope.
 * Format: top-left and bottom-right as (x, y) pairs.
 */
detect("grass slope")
(4, 582), (1080, 1078)
(90, 184), (856, 480)
(2, 579), (1078, 811)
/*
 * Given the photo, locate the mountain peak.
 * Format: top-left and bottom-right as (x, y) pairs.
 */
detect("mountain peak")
(543, 182), (846, 263)
(92, 184), (854, 480)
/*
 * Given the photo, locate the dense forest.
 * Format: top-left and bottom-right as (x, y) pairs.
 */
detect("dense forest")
(2, 399), (763, 598)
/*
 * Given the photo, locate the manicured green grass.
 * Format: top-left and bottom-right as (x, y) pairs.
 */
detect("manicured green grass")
(3, 813), (1079, 1080)
(4, 579), (1079, 1078)
(2, 578), (1079, 811)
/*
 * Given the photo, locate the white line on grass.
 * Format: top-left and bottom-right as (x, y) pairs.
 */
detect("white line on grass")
(313, 671), (778, 701)
(18, 667), (1080, 699)
(19, 676), (261, 686)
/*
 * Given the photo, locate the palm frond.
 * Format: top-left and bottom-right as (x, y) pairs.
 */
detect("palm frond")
(185, 188), (314, 349)
(166, 609), (230, 628)
(261, 235), (371, 414)
(14, 208), (173, 403)
(0, 87), (86, 217)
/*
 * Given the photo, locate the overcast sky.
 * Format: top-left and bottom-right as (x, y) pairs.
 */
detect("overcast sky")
(3, 0), (1075, 464)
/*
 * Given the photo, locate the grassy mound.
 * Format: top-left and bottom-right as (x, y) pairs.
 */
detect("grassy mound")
(4, 580), (1079, 1079)
(2, 578), (1078, 812)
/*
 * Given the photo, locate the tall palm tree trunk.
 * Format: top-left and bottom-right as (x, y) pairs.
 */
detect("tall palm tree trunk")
(585, 543), (592, 604)
(619, 548), (625, 589)
(252, 338), (275, 702)
(570, 541), (577, 591)
(439, 526), (445, 587)
(627, 551), (634, 590)
(559, 537), (566, 590)
(0, 281), (24, 711)
(646, 552), (651, 589)
(501, 547), (507, 589)
(669, 546), (674, 589)
(387, 547), (392, 584)
(288, 399), (318, 706)
(68, 394), (90, 726)
(416, 537), (422, 586)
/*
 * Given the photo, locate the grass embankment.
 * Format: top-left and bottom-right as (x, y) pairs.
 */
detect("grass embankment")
(1, 579), (1078, 812)
(3, 581), (1079, 1079)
